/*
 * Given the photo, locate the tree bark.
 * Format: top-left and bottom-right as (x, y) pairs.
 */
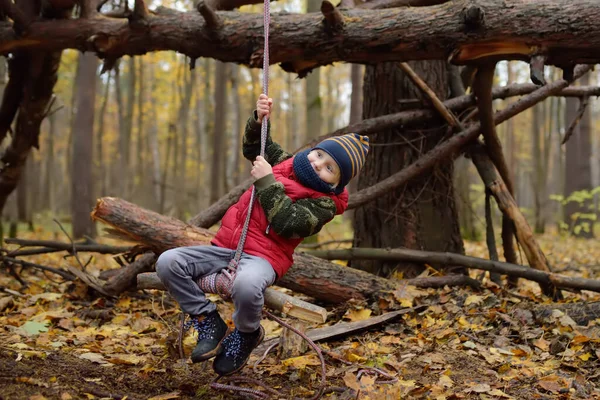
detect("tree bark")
(2, 1), (600, 74)
(353, 61), (464, 277)
(71, 52), (98, 239)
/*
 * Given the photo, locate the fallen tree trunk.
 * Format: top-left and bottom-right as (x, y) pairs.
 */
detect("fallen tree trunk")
(305, 248), (600, 294)
(92, 197), (600, 303)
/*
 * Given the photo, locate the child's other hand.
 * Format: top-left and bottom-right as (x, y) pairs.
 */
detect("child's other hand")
(256, 94), (273, 123)
(251, 156), (273, 180)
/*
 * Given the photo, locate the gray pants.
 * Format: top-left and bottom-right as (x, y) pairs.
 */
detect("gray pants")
(155, 245), (276, 332)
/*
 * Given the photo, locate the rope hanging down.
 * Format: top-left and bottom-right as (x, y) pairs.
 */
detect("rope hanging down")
(198, 0), (271, 300)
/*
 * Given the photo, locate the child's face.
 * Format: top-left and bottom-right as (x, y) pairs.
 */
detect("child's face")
(307, 149), (341, 186)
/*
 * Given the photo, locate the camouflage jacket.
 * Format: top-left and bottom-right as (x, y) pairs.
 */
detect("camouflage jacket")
(242, 113), (340, 239)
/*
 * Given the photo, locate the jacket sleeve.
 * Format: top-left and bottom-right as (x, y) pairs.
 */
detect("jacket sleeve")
(254, 175), (338, 239)
(242, 111), (292, 167)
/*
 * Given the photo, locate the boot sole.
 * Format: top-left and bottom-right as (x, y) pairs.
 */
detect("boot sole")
(191, 329), (230, 363)
(215, 327), (265, 376)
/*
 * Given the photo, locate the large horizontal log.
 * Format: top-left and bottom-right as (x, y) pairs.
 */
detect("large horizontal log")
(305, 248), (600, 294)
(1, 1), (599, 74)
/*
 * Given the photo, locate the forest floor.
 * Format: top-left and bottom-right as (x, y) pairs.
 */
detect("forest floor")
(1, 220), (600, 400)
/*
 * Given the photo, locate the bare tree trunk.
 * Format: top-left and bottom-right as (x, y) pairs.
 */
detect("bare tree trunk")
(135, 60), (146, 205)
(147, 62), (161, 209)
(114, 58), (136, 200)
(210, 61), (228, 203)
(305, 0), (322, 141)
(564, 75), (594, 238)
(71, 52), (98, 239)
(228, 64), (242, 187)
(175, 63), (195, 218)
(96, 70), (111, 198)
(532, 102), (545, 233)
(353, 61), (464, 277)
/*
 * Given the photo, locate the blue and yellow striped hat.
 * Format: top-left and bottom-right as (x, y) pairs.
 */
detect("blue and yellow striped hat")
(314, 133), (370, 188)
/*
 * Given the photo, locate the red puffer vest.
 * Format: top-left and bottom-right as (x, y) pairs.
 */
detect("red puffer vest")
(212, 157), (349, 278)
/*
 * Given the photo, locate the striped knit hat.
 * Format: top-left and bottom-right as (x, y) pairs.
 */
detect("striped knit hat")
(314, 133), (370, 189)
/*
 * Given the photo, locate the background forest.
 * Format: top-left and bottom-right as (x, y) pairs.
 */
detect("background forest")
(1, 5), (599, 241)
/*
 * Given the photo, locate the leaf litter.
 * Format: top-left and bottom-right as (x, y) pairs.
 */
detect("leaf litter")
(0, 230), (599, 399)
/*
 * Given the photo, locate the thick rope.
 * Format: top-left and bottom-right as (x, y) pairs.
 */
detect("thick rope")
(198, 0), (270, 301)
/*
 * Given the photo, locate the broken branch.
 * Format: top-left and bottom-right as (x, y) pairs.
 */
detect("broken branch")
(561, 96), (589, 145)
(321, 0), (343, 32)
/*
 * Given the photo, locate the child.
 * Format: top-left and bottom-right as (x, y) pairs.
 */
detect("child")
(155, 94), (369, 376)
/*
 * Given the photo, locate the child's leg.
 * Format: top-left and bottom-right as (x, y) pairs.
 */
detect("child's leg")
(155, 245), (235, 316)
(231, 253), (277, 332)
(213, 253), (276, 376)
(155, 245), (236, 363)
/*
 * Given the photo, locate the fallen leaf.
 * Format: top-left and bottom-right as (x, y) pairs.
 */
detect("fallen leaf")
(343, 371), (360, 392)
(79, 352), (109, 365)
(344, 309), (372, 322)
(281, 354), (321, 369)
(148, 392), (181, 400)
(19, 321), (49, 336)
(107, 354), (144, 365)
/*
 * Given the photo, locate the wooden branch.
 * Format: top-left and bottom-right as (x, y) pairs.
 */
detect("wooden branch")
(254, 307), (425, 355)
(470, 144), (557, 297)
(561, 96), (589, 145)
(530, 55), (547, 86)
(103, 252), (156, 295)
(484, 189), (501, 284)
(1, 1), (600, 73)
(321, 0), (343, 33)
(137, 272), (327, 323)
(79, 0), (97, 18)
(0, 255), (76, 280)
(4, 238), (132, 255)
(304, 248), (600, 294)
(348, 65), (592, 210)
(0, 0), (31, 34)
(197, 1), (221, 30)
(132, 0), (148, 20)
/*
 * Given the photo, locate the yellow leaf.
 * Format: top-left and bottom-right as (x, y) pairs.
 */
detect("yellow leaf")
(116, 297), (131, 309)
(347, 353), (367, 363)
(578, 352), (592, 361)
(281, 354), (321, 369)
(438, 374), (454, 388)
(344, 309), (372, 322)
(532, 337), (550, 352)
(107, 354), (144, 365)
(464, 295), (483, 306)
